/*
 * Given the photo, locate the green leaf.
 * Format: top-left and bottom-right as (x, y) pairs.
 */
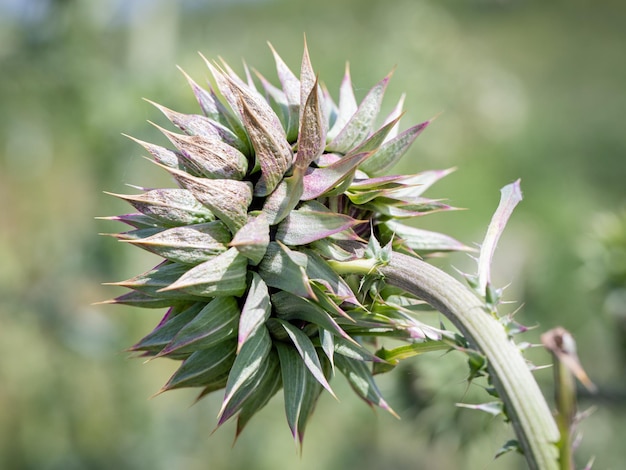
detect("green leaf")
(154, 124), (248, 180)
(238, 273), (271, 351)
(456, 401), (504, 417)
(476, 179), (523, 296)
(382, 220), (472, 253)
(161, 339), (237, 391)
(277, 320), (335, 397)
(129, 303), (204, 355)
(108, 262), (207, 302)
(124, 222), (230, 265)
(335, 355), (398, 417)
(235, 351), (282, 437)
(229, 213), (270, 265)
(258, 242), (315, 299)
(106, 189), (214, 227)
(261, 174), (304, 225)
(160, 247), (248, 297)
(326, 72), (391, 153)
(359, 120), (430, 175)
(157, 296), (240, 356)
(327, 63), (357, 142)
(276, 201), (364, 246)
(162, 165), (253, 234)
(301, 151), (373, 200)
(295, 77), (325, 172)
(302, 249), (360, 305)
(495, 439), (523, 459)
(271, 291), (356, 345)
(102, 290), (187, 309)
(276, 342), (325, 448)
(217, 326), (273, 424)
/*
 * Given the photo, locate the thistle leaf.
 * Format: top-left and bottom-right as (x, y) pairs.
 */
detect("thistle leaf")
(109, 262), (207, 301)
(222, 73), (293, 196)
(295, 77), (326, 172)
(327, 63), (358, 141)
(335, 355), (398, 417)
(359, 120), (430, 175)
(326, 72), (391, 153)
(236, 352), (282, 437)
(276, 342), (325, 448)
(217, 326), (273, 424)
(102, 290), (185, 309)
(302, 249), (360, 305)
(157, 296), (240, 356)
(124, 221), (230, 265)
(258, 242), (315, 299)
(161, 339), (237, 391)
(271, 291), (356, 344)
(301, 151), (372, 200)
(229, 213), (270, 265)
(238, 273), (271, 352)
(477, 179), (522, 296)
(160, 247), (248, 297)
(130, 303), (204, 354)
(277, 320), (335, 397)
(162, 165), (252, 234)
(276, 201), (365, 246)
(456, 401), (504, 417)
(261, 174), (304, 225)
(153, 124), (248, 180)
(382, 220), (472, 253)
(106, 189), (215, 227)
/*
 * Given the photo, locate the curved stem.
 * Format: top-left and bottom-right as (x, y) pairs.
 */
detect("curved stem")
(379, 253), (560, 470)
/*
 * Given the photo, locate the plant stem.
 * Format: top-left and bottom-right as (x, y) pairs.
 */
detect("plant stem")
(333, 253), (560, 470)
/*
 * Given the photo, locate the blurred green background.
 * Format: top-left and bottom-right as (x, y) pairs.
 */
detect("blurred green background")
(1, 0), (625, 468)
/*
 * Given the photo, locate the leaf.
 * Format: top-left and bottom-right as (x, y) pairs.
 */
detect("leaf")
(229, 213), (270, 265)
(271, 291), (355, 344)
(261, 174), (304, 225)
(276, 342), (325, 448)
(359, 120), (430, 175)
(162, 164), (253, 234)
(217, 326), (273, 424)
(382, 220), (472, 253)
(335, 355), (398, 418)
(277, 320), (335, 397)
(456, 401), (504, 417)
(160, 247), (248, 297)
(235, 351), (282, 437)
(147, 100), (246, 154)
(258, 242), (315, 299)
(107, 262), (207, 302)
(301, 151), (372, 200)
(100, 290), (186, 309)
(161, 339), (237, 391)
(477, 179), (523, 296)
(218, 71), (293, 196)
(153, 124), (248, 180)
(276, 201), (365, 246)
(295, 77), (326, 173)
(129, 303), (205, 354)
(495, 439), (522, 459)
(302, 249), (360, 305)
(238, 273), (271, 352)
(327, 63), (358, 141)
(326, 72), (391, 153)
(156, 296), (240, 356)
(124, 221), (230, 265)
(106, 189), (214, 227)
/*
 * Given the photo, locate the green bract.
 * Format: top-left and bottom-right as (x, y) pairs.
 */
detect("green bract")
(104, 44), (471, 447)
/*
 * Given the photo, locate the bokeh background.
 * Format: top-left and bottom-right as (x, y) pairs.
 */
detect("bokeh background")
(1, 0), (625, 468)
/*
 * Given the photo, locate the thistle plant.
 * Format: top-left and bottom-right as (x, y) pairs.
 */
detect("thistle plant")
(102, 44), (564, 469)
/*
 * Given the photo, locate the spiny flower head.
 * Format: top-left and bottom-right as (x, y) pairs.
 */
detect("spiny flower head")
(102, 43), (470, 447)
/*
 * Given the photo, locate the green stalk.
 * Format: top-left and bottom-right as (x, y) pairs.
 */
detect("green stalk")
(332, 253), (560, 470)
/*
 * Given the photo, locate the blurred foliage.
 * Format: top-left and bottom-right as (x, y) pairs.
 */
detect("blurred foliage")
(0, 0), (625, 468)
